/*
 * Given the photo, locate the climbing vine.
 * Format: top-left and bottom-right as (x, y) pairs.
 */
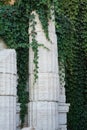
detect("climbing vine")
(0, 1), (30, 127)
(0, 0), (87, 129)
(55, 0), (87, 130)
(0, 0), (54, 127)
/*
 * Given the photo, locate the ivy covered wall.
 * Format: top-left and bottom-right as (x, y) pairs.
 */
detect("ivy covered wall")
(56, 0), (87, 130)
(0, 0), (87, 129)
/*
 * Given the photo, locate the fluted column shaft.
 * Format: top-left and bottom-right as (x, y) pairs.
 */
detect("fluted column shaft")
(28, 11), (59, 130)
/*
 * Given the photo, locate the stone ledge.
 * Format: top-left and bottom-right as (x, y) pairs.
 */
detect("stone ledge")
(58, 103), (70, 113)
(21, 127), (46, 130)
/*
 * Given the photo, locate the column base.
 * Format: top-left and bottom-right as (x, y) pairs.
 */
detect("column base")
(58, 102), (70, 129)
(28, 101), (59, 130)
(59, 125), (67, 130)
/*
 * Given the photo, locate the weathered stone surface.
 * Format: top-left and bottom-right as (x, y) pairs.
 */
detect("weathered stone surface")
(22, 127), (55, 130)
(0, 73), (17, 95)
(0, 96), (16, 130)
(28, 102), (58, 130)
(29, 17), (58, 75)
(29, 11), (59, 130)
(0, 49), (17, 74)
(58, 103), (70, 125)
(29, 49), (58, 74)
(29, 73), (59, 101)
(29, 11), (69, 130)
(21, 127), (35, 130)
(59, 126), (67, 130)
(29, 11), (59, 102)
(0, 49), (17, 130)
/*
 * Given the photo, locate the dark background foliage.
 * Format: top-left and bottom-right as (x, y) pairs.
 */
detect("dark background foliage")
(55, 0), (87, 130)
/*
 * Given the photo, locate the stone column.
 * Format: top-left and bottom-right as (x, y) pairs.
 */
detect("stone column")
(28, 11), (59, 130)
(58, 62), (70, 130)
(0, 49), (17, 130)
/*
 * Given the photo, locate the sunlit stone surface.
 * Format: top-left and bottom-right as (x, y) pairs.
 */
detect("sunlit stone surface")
(0, 49), (17, 130)
(28, 11), (59, 130)
(28, 11), (69, 130)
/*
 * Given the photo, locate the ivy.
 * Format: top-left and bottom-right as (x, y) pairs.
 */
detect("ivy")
(0, 0), (87, 129)
(0, 0), (53, 127)
(56, 0), (87, 130)
(29, 13), (39, 83)
(0, 1), (30, 127)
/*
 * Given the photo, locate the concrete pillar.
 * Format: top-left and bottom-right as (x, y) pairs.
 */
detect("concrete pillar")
(0, 49), (17, 130)
(28, 11), (59, 130)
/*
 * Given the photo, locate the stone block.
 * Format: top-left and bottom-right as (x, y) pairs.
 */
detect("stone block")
(0, 49), (17, 74)
(0, 96), (16, 130)
(21, 127), (43, 130)
(58, 103), (70, 125)
(29, 31), (57, 52)
(29, 49), (58, 74)
(59, 125), (67, 130)
(29, 73), (59, 101)
(59, 95), (66, 103)
(0, 73), (17, 95)
(0, 49), (17, 130)
(21, 127), (35, 130)
(28, 102), (58, 130)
